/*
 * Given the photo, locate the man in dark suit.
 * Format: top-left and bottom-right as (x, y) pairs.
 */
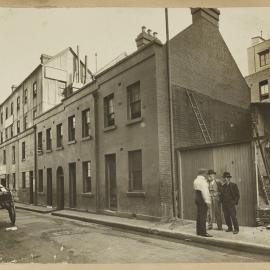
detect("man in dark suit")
(220, 172), (240, 234)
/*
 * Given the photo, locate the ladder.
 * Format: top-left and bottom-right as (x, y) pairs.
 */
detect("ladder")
(186, 89), (212, 144)
(257, 167), (270, 205)
(252, 116), (270, 205)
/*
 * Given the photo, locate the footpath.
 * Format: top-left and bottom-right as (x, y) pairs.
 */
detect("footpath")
(15, 202), (270, 256)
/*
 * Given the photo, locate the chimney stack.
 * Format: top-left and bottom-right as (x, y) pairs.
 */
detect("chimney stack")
(40, 54), (52, 64)
(135, 26), (155, 49)
(191, 8), (220, 27)
(11, 85), (17, 92)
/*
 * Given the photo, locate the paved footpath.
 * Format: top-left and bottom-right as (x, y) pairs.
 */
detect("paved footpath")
(16, 203), (270, 257)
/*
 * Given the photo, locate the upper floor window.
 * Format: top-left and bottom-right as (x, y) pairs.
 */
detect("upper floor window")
(0, 132), (3, 144)
(3, 149), (6, 165)
(24, 89), (28, 104)
(5, 106), (8, 119)
(11, 102), (13, 115)
(38, 170), (43, 192)
(104, 94), (115, 127)
(24, 114), (28, 130)
(38, 131), (42, 151)
(33, 82), (37, 98)
(12, 145), (15, 164)
(82, 161), (91, 193)
(128, 150), (143, 191)
(127, 81), (141, 120)
(259, 80), (269, 101)
(22, 172), (26, 189)
(17, 120), (20, 134)
(56, 123), (63, 148)
(259, 50), (270, 67)
(33, 108), (37, 119)
(82, 109), (91, 137)
(68, 115), (76, 142)
(0, 112), (3, 124)
(46, 128), (52, 151)
(17, 96), (20, 111)
(5, 128), (8, 140)
(22, 141), (26, 160)
(10, 124), (13, 138)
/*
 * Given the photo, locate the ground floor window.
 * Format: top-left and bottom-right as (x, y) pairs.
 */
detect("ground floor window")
(38, 169), (43, 192)
(83, 161), (91, 193)
(22, 172), (26, 189)
(128, 149), (143, 191)
(13, 173), (16, 190)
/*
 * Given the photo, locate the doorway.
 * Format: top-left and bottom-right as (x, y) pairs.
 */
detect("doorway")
(56, 167), (64, 210)
(69, 163), (77, 208)
(47, 168), (53, 206)
(105, 154), (117, 210)
(29, 171), (34, 204)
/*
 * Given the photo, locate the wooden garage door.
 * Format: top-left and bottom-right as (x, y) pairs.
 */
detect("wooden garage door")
(179, 143), (256, 226)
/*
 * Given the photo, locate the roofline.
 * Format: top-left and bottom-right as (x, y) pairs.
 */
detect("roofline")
(247, 37), (269, 49)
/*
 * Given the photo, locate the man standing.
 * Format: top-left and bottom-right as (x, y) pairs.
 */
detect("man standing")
(207, 169), (223, 230)
(193, 168), (212, 237)
(220, 172), (240, 234)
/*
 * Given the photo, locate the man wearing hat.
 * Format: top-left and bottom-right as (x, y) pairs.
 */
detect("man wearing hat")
(193, 168), (212, 237)
(220, 172), (240, 234)
(207, 169), (223, 230)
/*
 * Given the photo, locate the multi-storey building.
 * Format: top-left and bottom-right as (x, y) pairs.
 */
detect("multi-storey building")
(0, 47), (92, 202)
(0, 8), (257, 226)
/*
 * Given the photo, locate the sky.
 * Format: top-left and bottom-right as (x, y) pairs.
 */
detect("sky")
(0, 7), (270, 103)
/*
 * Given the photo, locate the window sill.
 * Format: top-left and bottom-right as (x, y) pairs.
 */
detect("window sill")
(126, 117), (143, 126)
(126, 191), (145, 197)
(81, 192), (94, 198)
(46, 149), (52, 153)
(21, 158), (26, 162)
(37, 192), (45, 195)
(56, 146), (64, 151)
(104, 125), (117, 132)
(82, 135), (92, 141)
(37, 151), (43, 156)
(68, 140), (77, 145)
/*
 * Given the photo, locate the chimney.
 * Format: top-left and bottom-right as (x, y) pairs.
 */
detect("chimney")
(191, 8), (220, 27)
(11, 85), (17, 92)
(40, 54), (52, 64)
(135, 26), (155, 49)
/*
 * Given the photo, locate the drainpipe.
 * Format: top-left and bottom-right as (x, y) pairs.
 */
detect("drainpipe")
(34, 125), (38, 205)
(165, 8), (177, 218)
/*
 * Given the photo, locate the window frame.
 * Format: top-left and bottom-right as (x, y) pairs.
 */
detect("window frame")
(33, 82), (37, 98)
(127, 81), (141, 120)
(259, 80), (269, 101)
(12, 145), (15, 164)
(104, 94), (115, 127)
(259, 50), (270, 67)
(68, 115), (76, 142)
(82, 161), (92, 193)
(22, 172), (26, 189)
(38, 169), (43, 192)
(22, 141), (26, 160)
(56, 123), (63, 148)
(82, 109), (91, 137)
(46, 128), (52, 151)
(128, 149), (143, 192)
(24, 89), (28, 104)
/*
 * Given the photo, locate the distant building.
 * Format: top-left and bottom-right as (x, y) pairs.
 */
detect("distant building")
(0, 8), (256, 226)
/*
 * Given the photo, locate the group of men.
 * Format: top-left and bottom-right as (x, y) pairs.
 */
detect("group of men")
(193, 168), (240, 237)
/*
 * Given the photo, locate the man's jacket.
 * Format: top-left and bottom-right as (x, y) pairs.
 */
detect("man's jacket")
(220, 182), (240, 205)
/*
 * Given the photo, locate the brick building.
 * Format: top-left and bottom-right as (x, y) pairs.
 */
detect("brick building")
(0, 8), (256, 225)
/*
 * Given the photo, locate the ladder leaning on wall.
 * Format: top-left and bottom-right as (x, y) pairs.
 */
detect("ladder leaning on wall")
(252, 117), (270, 205)
(186, 89), (212, 144)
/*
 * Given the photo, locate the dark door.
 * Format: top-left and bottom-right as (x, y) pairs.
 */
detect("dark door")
(69, 163), (77, 208)
(56, 167), (64, 210)
(29, 171), (34, 204)
(47, 168), (53, 206)
(105, 154), (117, 210)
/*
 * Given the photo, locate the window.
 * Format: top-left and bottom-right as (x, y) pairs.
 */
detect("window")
(82, 109), (91, 137)
(33, 82), (37, 98)
(38, 169), (43, 192)
(104, 94), (115, 127)
(3, 149), (6, 165)
(259, 80), (269, 100)
(5, 106), (8, 119)
(46, 128), (52, 150)
(10, 124), (13, 138)
(6, 174), (9, 189)
(5, 128), (8, 140)
(22, 172), (26, 189)
(24, 114), (28, 130)
(127, 81), (141, 119)
(22, 141), (25, 160)
(11, 102), (13, 115)
(17, 96), (20, 111)
(24, 89), (28, 104)
(0, 112), (3, 124)
(33, 108), (37, 119)
(0, 132), (3, 144)
(68, 115), (76, 141)
(56, 123), (63, 147)
(38, 132), (42, 151)
(17, 120), (20, 134)
(12, 173), (16, 190)
(83, 161), (91, 193)
(259, 50), (270, 67)
(128, 150), (143, 191)
(12, 145), (15, 164)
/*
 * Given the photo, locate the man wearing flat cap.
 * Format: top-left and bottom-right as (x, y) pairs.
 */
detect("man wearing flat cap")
(193, 168), (212, 237)
(207, 169), (223, 230)
(220, 172), (240, 234)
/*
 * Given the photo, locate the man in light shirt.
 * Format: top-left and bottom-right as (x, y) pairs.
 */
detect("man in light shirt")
(193, 168), (212, 237)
